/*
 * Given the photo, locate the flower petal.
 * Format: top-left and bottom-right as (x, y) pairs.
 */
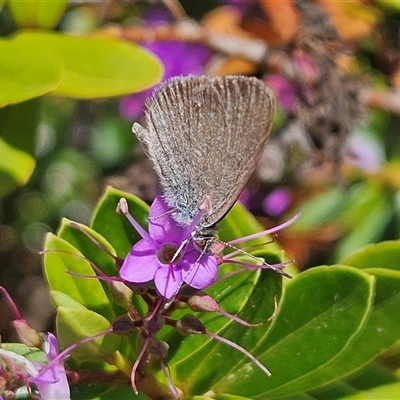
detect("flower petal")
(183, 249), (218, 290)
(154, 264), (183, 299)
(120, 240), (159, 283)
(0, 348), (39, 376)
(33, 334), (70, 400)
(148, 195), (184, 242)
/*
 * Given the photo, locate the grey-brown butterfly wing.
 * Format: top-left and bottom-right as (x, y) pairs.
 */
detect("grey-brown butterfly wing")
(133, 75), (275, 228)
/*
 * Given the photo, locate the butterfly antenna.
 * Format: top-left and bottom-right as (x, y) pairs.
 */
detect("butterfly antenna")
(218, 240), (292, 278)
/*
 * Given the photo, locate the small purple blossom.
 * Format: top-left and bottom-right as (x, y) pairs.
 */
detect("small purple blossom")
(31, 333), (70, 400)
(0, 287), (69, 399)
(119, 195), (218, 299)
(264, 74), (296, 113)
(347, 132), (383, 172)
(263, 188), (292, 217)
(120, 42), (211, 120)
(0, 334), (70, 400)
(119, 7), (212, 120)
(293, 49), (320, 85)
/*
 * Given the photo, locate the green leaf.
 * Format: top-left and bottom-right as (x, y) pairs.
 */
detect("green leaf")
(90, 186), (149, 257)
(345, 363), (398, 393)
(13, 30), (163, 98)
(307, 380), (359, 400)
(0, 343), (47, 364)
(0, 98), (38, 154)
(56, 219), (132, 317)
(212, 266), (374, 398)
(70, 383), (110, 400)
(7, 0), (67, 29)
(50, 290), (88, 309)
(56, 306), (120, 362)
(0, 136), (35, 196)
(0, 98), (40, 196)
(287, 268), (400, 396)
(290, 187), (345, 231)
(0, 35), (63, 107)
(58, 218), (118, 277)
(340, 240), (400, 272)
(70, 384), (151, 400)
(339, 381), (400, 400)
(334, 188), (393, 260)
(212, 395), (257, 400)
(164, 265), (282, 396)
(43, 233), (115, 321)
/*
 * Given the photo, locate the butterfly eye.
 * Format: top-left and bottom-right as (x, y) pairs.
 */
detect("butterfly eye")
(194, 238), (208, 250)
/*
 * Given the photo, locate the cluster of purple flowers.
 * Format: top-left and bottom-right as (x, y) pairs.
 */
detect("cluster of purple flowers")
(118, 195), (218, 299)
(0, 287), (70, 400)
(115, 194), (295, 396)
(0, 191), (296, 399)
(118, 194), (293, 300)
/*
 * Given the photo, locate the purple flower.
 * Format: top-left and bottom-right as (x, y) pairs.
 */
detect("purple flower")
(119, 7), (212, 120)
(31, 333), (70, 400)
(263, 188), (292, 217)
(347, 132), (383, 172)
(0, 334), (70, 400)
(120, 42), (211, 120)
(264, 74), (296, 113)
(119, 195), (218, 299)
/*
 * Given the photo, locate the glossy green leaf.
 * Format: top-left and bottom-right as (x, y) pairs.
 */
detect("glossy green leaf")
(290, 187), (345, 231)
(290, 184), (392, 257)
(58, 218), (118, 277)
(342, 363), (398, 395)
(339, 381), (400, 400)
(43, 233), (114, 321)
(163, 264), (282, 396)
(212, 395), (255, 400)
(212, 266), (374, 398)
(90, 186), (149, 257)
(284, 268), (400, 395)
(0, 35), (63, 107)
(56, 306), (120, 362)
(0, 136), (35, 196)
(0, 98), (38, 154)
(0, 343), (46, 364)
(14, 31), (163, 98)
(70, 383), (110, 400)
(0, 98), (40, 196)
(7, 0), (67, 28)
(336, 183), (385, 229)
(71, 384), (151, 400)
(50, 290), (88, 309)
(307, 381), (359, 400)
(340, 239), (400, 272)
(334, 186), (393, 260)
